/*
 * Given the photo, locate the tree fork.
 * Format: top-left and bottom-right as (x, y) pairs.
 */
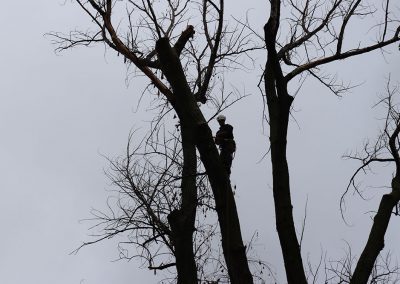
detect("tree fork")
(264, 52), (307, 283)
(264, 2), (308, 280)
(156, 37), (253, 284)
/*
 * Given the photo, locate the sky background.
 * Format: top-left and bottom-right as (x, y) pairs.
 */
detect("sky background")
(1, 1), (400, 283)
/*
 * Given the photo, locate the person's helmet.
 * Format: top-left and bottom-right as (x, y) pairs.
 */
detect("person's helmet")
(216, 114), (226, 121)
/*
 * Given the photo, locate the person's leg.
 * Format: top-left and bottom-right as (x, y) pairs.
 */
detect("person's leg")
(220, 150), (232, 175)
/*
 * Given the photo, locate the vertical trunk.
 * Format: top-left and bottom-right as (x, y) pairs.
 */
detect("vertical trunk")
(156, 37), (253, 284)
(351, 180), (400, 284)
(195, 123), (253, 283)
(168, 209), (198, 284)
(168, 124), (198, 284)
(264, 6), (307, 279)
(266, 87), (307, 284)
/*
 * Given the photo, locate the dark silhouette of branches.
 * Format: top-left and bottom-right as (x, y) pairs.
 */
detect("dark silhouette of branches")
(263, 1), (400, 283)
(74, 129), (220, 282)
(48, 0), (261, 103)
(51, 0), (400, 283)
(341, 79), (400, 283)
(74, 127), (270, 283)
(326, 244), (400, 283)
(51, 1), (262, 282)
(302, 243), (400, 283)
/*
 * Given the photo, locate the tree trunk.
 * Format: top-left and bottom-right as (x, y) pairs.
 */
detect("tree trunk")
(195, 123), (253, 283)
(168, 208), (198, 284)
(266, 87), (307, 284)
(167, 123), (198, 284)
(270, 112), (307, 284)
(351, 178), (400, 284)
(264, 6), (307, 280)
(156, 37), (253, 284)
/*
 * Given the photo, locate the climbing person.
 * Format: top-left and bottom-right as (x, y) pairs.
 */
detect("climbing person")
(215, 114), (236, 175)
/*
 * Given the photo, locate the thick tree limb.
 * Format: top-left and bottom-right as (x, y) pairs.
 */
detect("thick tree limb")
(286, 30), (400, 81)
(174, 25), (195, 56)
(86, 0), (175, 102)
(156, 37), (253, 284)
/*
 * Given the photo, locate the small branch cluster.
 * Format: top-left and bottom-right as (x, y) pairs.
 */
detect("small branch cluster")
(342, 79), (400, 215)
(49, 0), (261, 104)
(277, 0), (400, 95)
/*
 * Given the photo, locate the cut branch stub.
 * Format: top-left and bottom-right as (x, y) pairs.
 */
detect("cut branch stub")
(174, 25), (195, 57)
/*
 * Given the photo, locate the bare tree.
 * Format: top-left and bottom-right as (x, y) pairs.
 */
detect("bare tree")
(262, 1), (399, 283)
(75, 126), (271, 283)
(50, 0), (259, 283)
(51, 0), (400, 283)
(75, 129), (228, 283)
(342, 80), (400, 283)
(303, 241), (400, 283)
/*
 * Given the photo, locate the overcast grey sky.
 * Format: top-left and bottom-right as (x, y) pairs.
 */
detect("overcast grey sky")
(1, 1), (399, 284)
